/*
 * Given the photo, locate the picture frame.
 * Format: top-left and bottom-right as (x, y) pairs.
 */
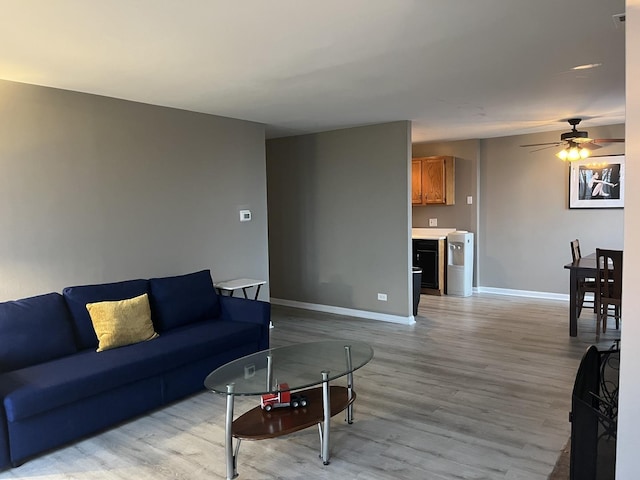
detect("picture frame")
(569, 155), (625, 209)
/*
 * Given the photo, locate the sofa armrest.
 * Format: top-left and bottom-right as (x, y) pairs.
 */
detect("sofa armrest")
(218, 296), (270, 350)
(0, 404), (10, 470)
(218, 296), (270, 326)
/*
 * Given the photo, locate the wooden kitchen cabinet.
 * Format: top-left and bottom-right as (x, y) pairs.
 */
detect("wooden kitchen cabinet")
(411, 156), (455, 205)
(411, 160), (423, 204)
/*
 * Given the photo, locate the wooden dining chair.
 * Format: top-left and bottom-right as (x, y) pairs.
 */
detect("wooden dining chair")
(571, 239), (597, 317)
(595, 248), (623, 336)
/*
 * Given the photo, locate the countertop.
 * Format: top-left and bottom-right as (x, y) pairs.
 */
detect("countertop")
(412, 228), (457, 240)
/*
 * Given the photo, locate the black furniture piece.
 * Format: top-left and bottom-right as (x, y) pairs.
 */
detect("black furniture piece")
(570, 344), (619, 480)
(412, 267), (422, 316)
(412, 239), (439, 289)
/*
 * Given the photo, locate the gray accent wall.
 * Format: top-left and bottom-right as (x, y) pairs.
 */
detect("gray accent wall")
(480, 124), (624, 294)
(0, 79), (269, 301)
(266, 121), (412, 317)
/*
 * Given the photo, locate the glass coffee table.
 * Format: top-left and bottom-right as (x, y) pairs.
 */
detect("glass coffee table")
(204, 340), (374, 480)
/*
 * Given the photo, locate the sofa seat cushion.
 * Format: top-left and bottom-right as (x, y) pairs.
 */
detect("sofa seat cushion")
(1, 319), (262, 422)
(0, 293), (77, 373)
(63, 279), (150, 351)
(149, 270), (220, 332)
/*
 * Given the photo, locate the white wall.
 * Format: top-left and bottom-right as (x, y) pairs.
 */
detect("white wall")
(0, 80), (270, 300)
(616, 1), (639, 477)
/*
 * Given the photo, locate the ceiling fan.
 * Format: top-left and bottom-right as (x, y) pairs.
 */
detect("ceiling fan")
(520, 118), (625, 160)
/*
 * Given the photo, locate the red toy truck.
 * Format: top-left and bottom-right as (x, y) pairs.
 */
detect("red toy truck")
(261, 383), (308, 411)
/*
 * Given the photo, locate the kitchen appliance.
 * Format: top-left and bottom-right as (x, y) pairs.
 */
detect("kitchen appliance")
(447, 231), (474, 297)
(412, 239), (439, 290)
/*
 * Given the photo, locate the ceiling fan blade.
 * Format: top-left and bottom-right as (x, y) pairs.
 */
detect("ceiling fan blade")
(583, 143), (602, 151)
(520, 142), (563, 147)
(593, 138), (625, 144)
(530, 144), (562, 153)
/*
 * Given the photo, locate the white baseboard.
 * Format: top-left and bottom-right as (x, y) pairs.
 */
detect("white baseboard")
(270, 298), (416, 326)
(475, 286), (569, 302)
(270, 289), (567, 326)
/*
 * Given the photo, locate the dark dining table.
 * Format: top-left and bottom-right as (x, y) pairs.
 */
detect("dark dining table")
(564, 253), (599, 337)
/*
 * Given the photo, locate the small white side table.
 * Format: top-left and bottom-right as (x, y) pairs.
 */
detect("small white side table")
(214, 278), (273, 328)
(214, 278), (266, 300)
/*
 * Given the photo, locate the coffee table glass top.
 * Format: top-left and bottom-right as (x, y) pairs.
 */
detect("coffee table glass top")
(204, 340), (373, 395)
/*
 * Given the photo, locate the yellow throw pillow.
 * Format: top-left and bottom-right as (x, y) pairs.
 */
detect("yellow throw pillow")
(86, 293), (159, 352)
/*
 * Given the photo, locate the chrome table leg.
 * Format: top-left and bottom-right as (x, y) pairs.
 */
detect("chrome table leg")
(225, 384), (238, 479)
(344, 345), (354, 424)
(317, 423), (324, 458)
(266, 353), (273, 391)
(321, 370), (331, 465)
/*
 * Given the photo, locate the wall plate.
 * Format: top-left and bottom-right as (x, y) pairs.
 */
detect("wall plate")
(239, 210), (251, 222)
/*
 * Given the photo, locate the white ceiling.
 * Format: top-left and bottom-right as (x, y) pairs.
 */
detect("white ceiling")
(1, 0), (626, 143)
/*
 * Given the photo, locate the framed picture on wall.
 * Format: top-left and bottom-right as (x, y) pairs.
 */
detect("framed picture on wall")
(569, 155), (625, 209)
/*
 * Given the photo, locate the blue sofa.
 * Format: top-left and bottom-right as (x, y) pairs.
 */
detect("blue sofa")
(0, 269), (270, 470)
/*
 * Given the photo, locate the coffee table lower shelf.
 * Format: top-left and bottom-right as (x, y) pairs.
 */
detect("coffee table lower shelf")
(233, 385), (356, 440)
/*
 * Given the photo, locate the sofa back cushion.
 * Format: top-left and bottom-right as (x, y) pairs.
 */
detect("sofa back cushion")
(63, 279), (150, 350)
(0, 292), (77, 373)
(149, 270), (220, 332)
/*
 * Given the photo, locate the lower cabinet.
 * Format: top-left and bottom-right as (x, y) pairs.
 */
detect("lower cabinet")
(412, 239), (446, 295)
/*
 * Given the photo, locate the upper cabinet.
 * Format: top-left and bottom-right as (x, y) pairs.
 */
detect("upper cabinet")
(411, 156), (455, 205)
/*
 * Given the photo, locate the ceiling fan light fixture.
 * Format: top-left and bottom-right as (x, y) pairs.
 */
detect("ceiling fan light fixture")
(521, 118), (623, 157)
(556, 143), (590, 161)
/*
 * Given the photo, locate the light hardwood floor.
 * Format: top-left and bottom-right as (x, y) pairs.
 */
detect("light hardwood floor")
(0, 294), (620, 479)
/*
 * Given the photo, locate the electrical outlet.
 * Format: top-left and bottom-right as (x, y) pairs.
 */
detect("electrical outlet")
(467, 196), (473, 205)
(239, 210), (251, 222)
(244, 364), (256, 379)
(377, 293), (388, 301)
(429, 218), (437, 227)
